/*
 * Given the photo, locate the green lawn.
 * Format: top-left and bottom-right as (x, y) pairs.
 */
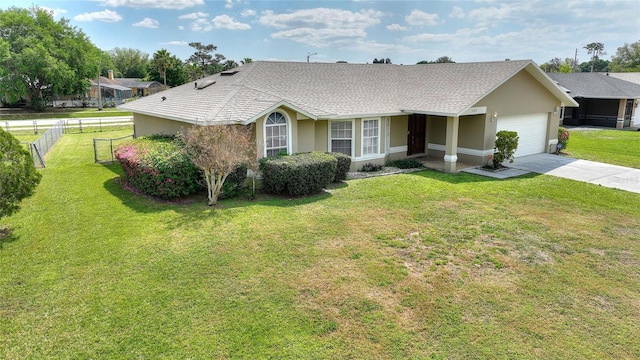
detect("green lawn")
(563, 128), (640, 168)
(1, 131), (639, 359)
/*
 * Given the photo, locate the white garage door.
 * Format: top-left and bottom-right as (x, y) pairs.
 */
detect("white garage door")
(496, 113), (548, 157)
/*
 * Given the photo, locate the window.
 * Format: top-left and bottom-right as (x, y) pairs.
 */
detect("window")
(330, 121), (353, 156)
(362, 119), (379, 155)
(265, 111), (288, 157)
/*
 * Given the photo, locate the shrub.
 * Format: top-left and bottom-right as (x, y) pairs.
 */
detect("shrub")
(330, 152), (351, 181)
(359, 163), (384, 172)
(260, 152), (337, 196)
(386, 158), (424, 169)
(557, 126), (570, 153)
(493, 130), (519, 168)
(114, 137), (203, 199)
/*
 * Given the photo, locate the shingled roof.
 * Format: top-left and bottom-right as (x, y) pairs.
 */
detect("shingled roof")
(119, 60), (575, 125)
(547, 72), (640, 99)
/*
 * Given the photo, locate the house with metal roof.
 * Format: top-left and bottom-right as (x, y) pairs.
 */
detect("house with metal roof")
(119, 60), (577, 172)
(548, 73), (640, 128)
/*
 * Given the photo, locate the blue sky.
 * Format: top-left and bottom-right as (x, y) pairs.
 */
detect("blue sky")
(3, 0), (639, 65)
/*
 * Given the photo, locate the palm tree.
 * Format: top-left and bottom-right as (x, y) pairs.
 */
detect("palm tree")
(241, 57), (253, 65)
(151, 49), (173, 86)
(222, 60), (239, 71)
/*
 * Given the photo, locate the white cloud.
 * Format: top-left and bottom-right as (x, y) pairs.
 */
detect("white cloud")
(259, 8), (382, 48)
(212, 15), (251, 30)
(404, 27), (488, 44)
(405, 10), (440, 26)
(178, 25), (185, 30)
(191, 18), (213, 32)
(99, 0), (204, 10)
(74, 9), (123, 23)
(225, 0), (241, 9)
(386, 23), (408, 31)
(160, 40), (188, 46)
(178, 12), (209, 20)
(260, 8), (383, 30)
(449, 6), (465, 19)
(133, 17), (159, 28)
(38, 6), (67, 19)
(241, 9), (256, 17)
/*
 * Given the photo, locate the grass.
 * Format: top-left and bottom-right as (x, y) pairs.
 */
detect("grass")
(0, 107), (131, 120)
(1, 130), (639, 359)
(563, 128), (640, 168)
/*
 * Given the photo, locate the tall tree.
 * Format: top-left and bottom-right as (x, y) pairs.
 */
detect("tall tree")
(0, 128), (41, 220)
(178, 124), (254, 206)
(577, 59), (609, 73)
(241, 57), (253, 65)
(109, 47), (149, 78)
(184, 62), (205, 81)
(610, 41), (640, 72)
(147, 54), (188, 87)
(151, 49), (173, 86)
(222, 60), (239, 71)
(417, 56), (455, 64)
(185, 42), (225, 76)
(0, 6), (102, 110)
(584, 42), (605, 72)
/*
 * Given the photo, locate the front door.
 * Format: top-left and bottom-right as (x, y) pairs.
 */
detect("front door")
(407, 114), (426, 156)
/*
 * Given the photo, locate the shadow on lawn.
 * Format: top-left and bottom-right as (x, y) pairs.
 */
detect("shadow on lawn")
(405, 168), (535, 184)
(102, 174), (336, 215)
(0, 227), (19, 249)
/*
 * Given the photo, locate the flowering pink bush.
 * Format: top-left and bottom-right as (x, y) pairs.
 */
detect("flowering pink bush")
(557, 127), (570, 153)
(114, 137), (202, 199)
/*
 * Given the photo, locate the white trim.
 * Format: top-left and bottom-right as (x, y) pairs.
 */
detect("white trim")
(443, 154), (458, 162)
(389, 145), (408, 154)
(246, 100), (318, 125)
(353, 154), (386, 162)
(401, 109), (456, 117)
(325, 112), (404, 120)
(549, 139), (558, 145)
(458, 106), (487, 116)
(263, 110), (292, 156)
(428, 143), (494, 157)
(361, 117), (381, 157)
(385, 117), (391, 156)
(327, 119), (355, 156)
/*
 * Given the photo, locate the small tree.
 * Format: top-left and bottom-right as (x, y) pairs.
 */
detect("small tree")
(178, 124), (254, 206)
(0, 129), (41, 220)
(493, 130), (519, 168)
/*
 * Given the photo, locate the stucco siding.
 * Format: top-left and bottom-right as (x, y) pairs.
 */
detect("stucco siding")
(297, 120), (316, 153)
(390, 115), (408, 147)
(134, 114), (191, 137)
(314, 121), (328, 153)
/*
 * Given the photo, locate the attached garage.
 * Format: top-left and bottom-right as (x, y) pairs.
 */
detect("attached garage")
(496, 113), (548, 157)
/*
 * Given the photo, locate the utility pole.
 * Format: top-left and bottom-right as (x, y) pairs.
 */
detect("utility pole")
(573, 48), (578, 73)
(97, 69), (102, 111)
(307, 52), (317, 62)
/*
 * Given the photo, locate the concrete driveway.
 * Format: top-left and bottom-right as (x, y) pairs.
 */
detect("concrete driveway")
(510, 154), (640, 194)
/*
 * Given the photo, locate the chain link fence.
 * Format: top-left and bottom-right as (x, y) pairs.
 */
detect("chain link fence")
(24, 120), (64, 168)
(93, 134), (134, 164)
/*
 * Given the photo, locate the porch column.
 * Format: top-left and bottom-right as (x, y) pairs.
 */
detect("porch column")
(444, 116), (459, 173)
(617, 99), (626, 129)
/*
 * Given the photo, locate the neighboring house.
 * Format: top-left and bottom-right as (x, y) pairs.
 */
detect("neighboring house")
(86, 70), (165, 105)
(119, 60), (577, 172)
(548, 73), (640, 128)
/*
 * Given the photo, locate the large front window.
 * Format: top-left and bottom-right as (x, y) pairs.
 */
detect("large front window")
(362, 119), (379, 155)
(265, 112), (287, 157)
(330, 121), (353, 156)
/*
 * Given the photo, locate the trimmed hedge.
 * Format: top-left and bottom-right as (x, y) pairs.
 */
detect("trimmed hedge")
(114, 137), (203, 199)
(330, 152), (351, 181)
(386, 158), (424, 169)
(260, 152), (337, 196)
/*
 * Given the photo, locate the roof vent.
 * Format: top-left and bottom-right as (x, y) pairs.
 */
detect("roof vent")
(196, 80), (216, 90)
(220, 70), (239, 76)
